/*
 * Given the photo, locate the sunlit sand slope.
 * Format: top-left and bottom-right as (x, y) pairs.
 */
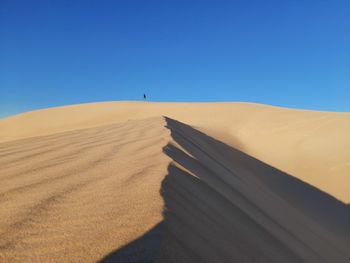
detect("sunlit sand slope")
(0, 117), (169, 262)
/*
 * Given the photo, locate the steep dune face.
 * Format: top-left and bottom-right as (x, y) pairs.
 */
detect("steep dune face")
(0, 102), (349, 262)
(1, 102), (349, 202)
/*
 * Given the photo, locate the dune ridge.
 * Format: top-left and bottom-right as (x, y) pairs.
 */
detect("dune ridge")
(0, 102), (349, 262)
(1, 102), (349, 203)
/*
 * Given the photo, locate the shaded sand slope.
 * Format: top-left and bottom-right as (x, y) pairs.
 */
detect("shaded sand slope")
(0, 117), (170, 262)
(1, 102), (349, 202)
(157, 118), (349, 263)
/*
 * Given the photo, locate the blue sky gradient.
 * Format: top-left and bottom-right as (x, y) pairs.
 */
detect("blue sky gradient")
(1, 0), (349, 118)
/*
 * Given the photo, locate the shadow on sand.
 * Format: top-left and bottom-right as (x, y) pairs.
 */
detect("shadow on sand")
(99, 117), (349, 263)
(98, 223), (163, 263)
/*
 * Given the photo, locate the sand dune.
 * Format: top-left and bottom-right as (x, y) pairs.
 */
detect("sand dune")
(0, 102), (349, 262)
(0, 117), (170, 262)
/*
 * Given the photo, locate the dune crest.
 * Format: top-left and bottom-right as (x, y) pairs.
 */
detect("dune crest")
(1, 102), (349, 202)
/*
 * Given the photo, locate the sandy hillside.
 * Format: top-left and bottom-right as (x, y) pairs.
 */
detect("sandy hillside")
(0, 102), (349, 262)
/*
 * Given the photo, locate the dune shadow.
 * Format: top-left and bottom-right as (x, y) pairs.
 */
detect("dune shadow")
(163, 117), (350, 239)
(99, 117), (349, 263)
(158, 163), (307, 263)
(98, 223), (163, 263)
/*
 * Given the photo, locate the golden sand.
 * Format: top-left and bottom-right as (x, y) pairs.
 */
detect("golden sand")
(0, 102), (349, 262)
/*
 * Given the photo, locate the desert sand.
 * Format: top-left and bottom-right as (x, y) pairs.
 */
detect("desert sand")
(0, 102), (349, 262)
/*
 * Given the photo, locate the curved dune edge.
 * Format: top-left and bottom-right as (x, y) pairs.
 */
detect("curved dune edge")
(0, 103), (349, 262)
(1, 102), (349, 202)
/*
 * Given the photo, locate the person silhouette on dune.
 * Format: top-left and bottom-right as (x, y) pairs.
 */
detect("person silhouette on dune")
(143, 94), (146, 101)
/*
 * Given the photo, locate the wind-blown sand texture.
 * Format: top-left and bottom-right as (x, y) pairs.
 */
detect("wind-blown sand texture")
(0, 102), (349, 262)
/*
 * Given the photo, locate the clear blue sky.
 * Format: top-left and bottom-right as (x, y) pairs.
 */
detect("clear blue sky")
(1, 0), (349, 118)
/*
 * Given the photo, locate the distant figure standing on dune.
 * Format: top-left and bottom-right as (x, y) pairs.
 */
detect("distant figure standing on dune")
(143, 94), (146, 101)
